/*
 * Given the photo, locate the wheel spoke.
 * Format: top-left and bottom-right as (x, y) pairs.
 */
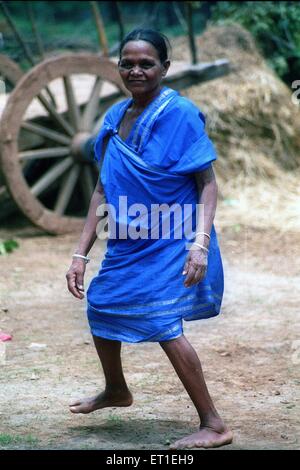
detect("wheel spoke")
(80, 165), (95, 209)
(19, 147), (70, 161)
(30, 156), (73, 196)
(80, 77), (103, 131)
(92, 111), (107, 134)
(54, 163), (80, 215)
(92, 99), (120, 134)
(21, 122), (71, 145)
(37, 92), (75, 137)
(63, 75), (81, 132)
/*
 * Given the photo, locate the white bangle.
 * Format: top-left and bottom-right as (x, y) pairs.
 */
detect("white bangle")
(72, 254), (90, 264)
(195, 231), (211, 240)
(191, 242), (209, 252)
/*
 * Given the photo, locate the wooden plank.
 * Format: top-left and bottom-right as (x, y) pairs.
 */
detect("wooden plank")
(0, 60), (230, 120)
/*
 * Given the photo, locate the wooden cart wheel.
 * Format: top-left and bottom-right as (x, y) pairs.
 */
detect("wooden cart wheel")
(0, 53), (23, 89)
(0, 53), (128, 234)
(0, 54), (24, 218)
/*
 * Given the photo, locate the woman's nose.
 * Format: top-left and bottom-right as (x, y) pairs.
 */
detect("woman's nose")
(130, 65), (143, 75)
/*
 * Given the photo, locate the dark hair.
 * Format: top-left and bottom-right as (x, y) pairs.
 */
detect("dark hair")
(119, 28), (171, 63)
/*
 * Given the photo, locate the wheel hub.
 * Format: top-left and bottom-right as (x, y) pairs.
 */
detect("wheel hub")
(70, 132), (93, 162)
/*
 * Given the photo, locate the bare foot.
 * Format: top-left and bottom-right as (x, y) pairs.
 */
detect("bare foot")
(69, 389), (133, 414)
(170, 424), (233, 450)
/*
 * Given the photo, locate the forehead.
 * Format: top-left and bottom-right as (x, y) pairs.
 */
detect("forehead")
(120, 40), (160, 61)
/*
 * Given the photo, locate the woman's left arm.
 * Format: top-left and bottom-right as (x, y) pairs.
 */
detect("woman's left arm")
(183, 166), (218, 288)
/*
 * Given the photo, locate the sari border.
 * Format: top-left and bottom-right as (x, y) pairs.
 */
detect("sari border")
(88, 285), (221, 312)
(87, 296), (222, 318)
(130, 87), (176, 149)
(90, 322), (183, 343)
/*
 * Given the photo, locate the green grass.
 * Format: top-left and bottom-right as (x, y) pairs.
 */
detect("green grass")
(0, 433), (39, 447)
(107, 414), (124, 425)
(0, 239), (19, 255)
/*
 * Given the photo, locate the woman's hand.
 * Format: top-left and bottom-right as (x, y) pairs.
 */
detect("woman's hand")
(182, 247), (208, 288)
(66, 259), (86, 299)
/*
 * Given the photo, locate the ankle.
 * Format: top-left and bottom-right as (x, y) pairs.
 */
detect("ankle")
(105, 384), (130, 394)
(199, 414), (226, 431)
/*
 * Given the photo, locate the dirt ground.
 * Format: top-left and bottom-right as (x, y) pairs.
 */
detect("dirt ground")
(0, 212), (299, 450)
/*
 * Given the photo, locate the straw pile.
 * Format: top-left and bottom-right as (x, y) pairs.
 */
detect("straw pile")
(170, 24), (300, 231)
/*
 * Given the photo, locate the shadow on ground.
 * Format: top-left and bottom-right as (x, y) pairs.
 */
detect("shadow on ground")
(64, 418), (193, 449)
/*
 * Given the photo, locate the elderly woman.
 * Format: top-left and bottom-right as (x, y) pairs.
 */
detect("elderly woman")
(66, 28), (233, 450)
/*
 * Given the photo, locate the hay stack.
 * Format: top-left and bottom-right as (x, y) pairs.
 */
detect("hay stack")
(171, 24), (300, 231)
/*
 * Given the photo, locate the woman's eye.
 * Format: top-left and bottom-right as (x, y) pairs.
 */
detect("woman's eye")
(141, 63), (153, 69)
(119, 62), (154, 69)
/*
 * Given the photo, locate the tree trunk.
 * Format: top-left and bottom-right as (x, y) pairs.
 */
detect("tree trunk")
(185, 2), (198, 64)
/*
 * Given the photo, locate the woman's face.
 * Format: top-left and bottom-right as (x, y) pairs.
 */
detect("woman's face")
(118, 40), (170, 96)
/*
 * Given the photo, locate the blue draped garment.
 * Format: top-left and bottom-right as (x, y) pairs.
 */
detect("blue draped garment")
(86, 86), (224, 343)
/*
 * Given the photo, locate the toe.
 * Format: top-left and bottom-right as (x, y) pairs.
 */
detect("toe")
(169, 441), (180, 450)
(173, 440), (186, 450)
(195, 441), (205, 448)
(186, 442), (195, 449)
(69, 400), (81, 407)
(69, 404), (83, 413)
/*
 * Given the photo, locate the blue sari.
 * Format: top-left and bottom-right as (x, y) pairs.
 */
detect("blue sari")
(86, 87), (224, 343)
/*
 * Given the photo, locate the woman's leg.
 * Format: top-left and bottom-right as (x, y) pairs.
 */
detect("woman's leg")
(69, 336), (133, 414)
(159, 334), (233, 449)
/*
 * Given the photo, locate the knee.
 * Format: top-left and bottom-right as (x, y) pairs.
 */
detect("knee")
(159, 334), (184, 349)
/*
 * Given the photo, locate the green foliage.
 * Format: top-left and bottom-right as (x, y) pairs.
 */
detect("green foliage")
(208, 1), (300, 84)
(0, 239), (19, 255)
(0, 433), (38, 446)
(1, 1), (299, 84)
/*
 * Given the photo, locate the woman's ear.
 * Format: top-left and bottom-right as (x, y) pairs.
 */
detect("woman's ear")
(162, 60), (171, 76)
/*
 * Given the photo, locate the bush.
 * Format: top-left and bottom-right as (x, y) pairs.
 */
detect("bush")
(208, 1), (300, 85)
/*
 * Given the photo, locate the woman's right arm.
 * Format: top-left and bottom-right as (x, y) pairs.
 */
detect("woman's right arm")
(66, 180), (105, 299)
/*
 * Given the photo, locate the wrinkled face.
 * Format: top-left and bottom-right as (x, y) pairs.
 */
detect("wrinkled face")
(118, 40), (170, 95)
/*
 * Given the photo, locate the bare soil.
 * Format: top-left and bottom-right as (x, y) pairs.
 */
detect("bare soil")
(0, 215), (299, 450)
